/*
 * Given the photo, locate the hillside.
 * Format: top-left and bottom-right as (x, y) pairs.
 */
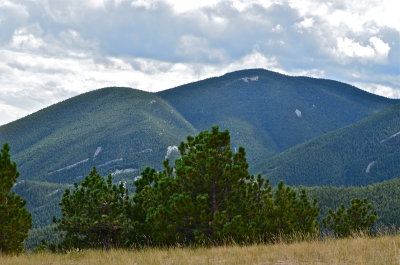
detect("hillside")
(0, 87), (196, 184)
(1, 69), (397, 184)
(304, 178), (400, 227)
(158, 69), (397, 167)
(257, 103), (400, 186)
(12, 181), (70, 228)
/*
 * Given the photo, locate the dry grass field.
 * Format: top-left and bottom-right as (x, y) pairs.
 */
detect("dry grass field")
(1, 235), (399, 265)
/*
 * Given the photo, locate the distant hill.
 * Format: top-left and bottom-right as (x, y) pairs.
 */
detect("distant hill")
(257, 103), (400, 186)
(159, 69), (397, 167)
(1, 69), (398, 185)
(0, 87), (195, 183)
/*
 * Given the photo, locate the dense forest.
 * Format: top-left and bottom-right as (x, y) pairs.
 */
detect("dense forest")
(23, 178), (400, 250)
(259, 103), (400, 186)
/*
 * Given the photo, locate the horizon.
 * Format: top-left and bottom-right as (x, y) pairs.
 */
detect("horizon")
(1, 67), (398, 126)
(0, 0), (399, 125)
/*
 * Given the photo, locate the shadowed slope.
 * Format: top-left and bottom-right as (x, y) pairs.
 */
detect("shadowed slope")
(258, 103), (400, 186)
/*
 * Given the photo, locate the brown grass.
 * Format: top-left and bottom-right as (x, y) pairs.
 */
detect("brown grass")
(1, 235), (399, 265)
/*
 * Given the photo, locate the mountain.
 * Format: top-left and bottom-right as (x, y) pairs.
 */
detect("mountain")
(1, 68), (399, 235)
(0, 87), (196, 184)
(257, 103), (400, 186)
(1, 69), (398, 184)
(158, 69), (398, 167)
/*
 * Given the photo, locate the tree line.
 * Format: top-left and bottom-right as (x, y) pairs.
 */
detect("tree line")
(1, 127), (378, 253)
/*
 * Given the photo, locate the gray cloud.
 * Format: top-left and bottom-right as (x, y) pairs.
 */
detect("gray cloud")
(0, 0), (398, 125)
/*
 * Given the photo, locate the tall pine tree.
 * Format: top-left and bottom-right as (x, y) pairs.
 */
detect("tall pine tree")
(0, 143), (32, 254)
(133, 127), (319, 246)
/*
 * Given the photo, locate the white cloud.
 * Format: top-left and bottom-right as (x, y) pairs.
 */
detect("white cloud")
(230, 0), (275, 12)
(0, 0), (29, 17)
(296, 17), (314, 29)
(225, 51), (279, 72)
(272, 24), (282, 32)
(175, 35), (228, 62)
(289, 0), (400, 31)
(0, 103), (30, 126)
(289, 68), (325, 78)
(336, 37), (375, 60)
(369, 36), (391, 59)
(10, 28), (46, 50)
(353, 82), (400, 99)
(333, 36), (390, 63)
(130, 0), (158, 9)
(163, 0), (223, 13)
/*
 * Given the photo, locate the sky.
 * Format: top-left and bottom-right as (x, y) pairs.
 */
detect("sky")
(0, 0), (399, 125)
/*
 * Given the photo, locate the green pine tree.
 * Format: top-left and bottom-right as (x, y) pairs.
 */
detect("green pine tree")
(322, 198), (377, 237)
(269, 182), (319, 238)
(133, 127), (320, 246)
(53, 168), (133, 250)
(0, 143), (32, 254)
(133, 126), (252, 245)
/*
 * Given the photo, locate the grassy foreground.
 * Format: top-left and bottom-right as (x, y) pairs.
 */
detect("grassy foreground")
(1, 235), (400, 265)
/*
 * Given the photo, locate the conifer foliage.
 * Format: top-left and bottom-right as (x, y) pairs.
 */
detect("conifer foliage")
(133, 126), (319, 246)
(0, 143), (32, 254)
(53, 127), (322, 249)
(322, 198), (377, 237)
(54, 168), (132, 250)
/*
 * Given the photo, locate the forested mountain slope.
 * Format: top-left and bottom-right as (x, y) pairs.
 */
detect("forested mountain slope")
(159, 69), (397, 166)
(258, 103), (400, 186)
(1, 69), (397, 184)
(13, 181), (70, 228)
(305, 178), (400, 227)
(0, 87), (196, 184)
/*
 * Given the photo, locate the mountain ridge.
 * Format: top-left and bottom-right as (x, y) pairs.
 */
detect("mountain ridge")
(158, 68), (398, 164)
(2, 68), (398, 185)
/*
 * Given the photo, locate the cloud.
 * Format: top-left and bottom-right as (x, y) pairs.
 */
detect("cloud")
(333, 36), (390, 63)
(0, 0), (30, 43)
(353, 82), (400, 99)
(0, 0), (398, 125)
(295, 17), (314, 30)
(175, 35), (229, 63)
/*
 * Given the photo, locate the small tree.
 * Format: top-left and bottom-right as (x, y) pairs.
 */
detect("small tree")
(270, 182), (319, 238)
(0, 143), (32, 254)
(322, 198), (377, 237)
(54, 168), (132, 250)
